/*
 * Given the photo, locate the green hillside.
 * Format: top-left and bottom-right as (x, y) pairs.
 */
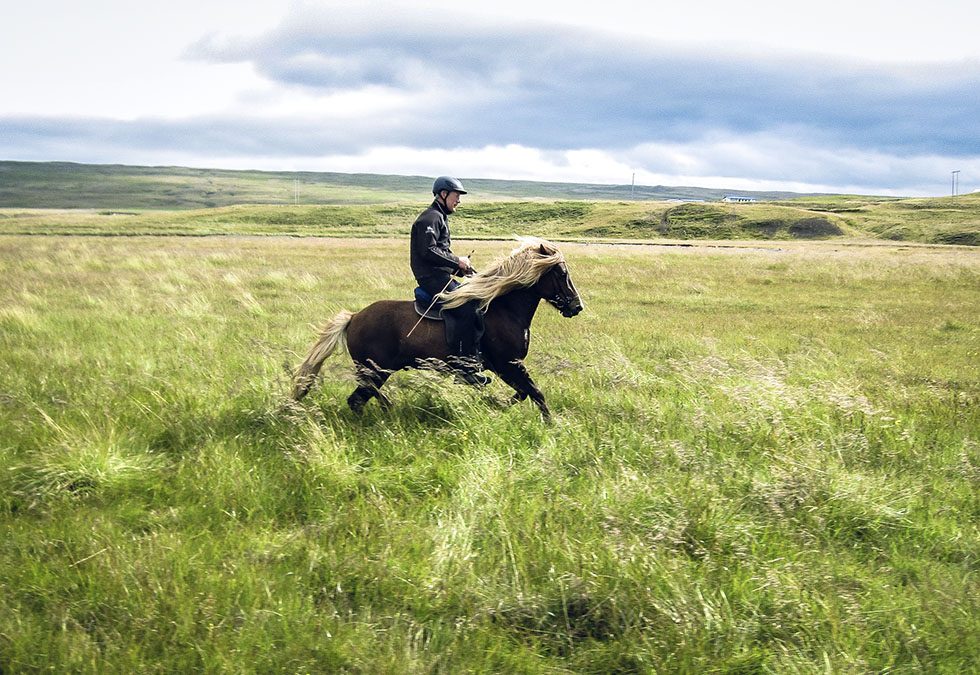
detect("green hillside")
(4, 197), (978, 246)
(788, 193), (980, 246)
(0, 160), (818, 209)
(1, 161), (977, 245)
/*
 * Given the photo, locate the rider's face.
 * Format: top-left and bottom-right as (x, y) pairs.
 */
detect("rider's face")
(442, 190), (461, 212)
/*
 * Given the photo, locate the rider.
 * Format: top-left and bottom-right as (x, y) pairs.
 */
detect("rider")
(410, 176), (491, 386)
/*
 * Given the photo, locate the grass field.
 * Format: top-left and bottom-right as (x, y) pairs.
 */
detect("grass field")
(1, 233), (978, 672)
(3, 191), (980, 246)
(3, 161), (979, 247)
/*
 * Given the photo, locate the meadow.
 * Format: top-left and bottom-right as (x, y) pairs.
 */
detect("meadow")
(1, 232), (978, 673)
(3, 194), (978, 247)
(3, 160), (980, 246)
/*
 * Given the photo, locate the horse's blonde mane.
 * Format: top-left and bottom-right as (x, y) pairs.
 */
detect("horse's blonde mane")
(440, 237), (565, 311)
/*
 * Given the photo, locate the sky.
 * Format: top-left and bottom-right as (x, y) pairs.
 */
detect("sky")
(2, 0), (979, 196)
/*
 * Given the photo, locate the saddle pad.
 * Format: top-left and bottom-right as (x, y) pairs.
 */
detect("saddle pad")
(413, 301), (444, 321)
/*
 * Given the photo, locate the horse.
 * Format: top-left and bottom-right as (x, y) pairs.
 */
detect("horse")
(292, 237), (584, 419)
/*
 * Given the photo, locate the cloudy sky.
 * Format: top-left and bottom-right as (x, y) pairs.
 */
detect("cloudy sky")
(2, 0), (978, 196)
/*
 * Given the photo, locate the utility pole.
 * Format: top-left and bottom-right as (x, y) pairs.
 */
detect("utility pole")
(630, 172), (635, 199)
(951, 170), (960, 197)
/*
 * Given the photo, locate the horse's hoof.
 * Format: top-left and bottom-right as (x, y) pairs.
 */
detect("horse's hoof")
(347, 394), (366, 414)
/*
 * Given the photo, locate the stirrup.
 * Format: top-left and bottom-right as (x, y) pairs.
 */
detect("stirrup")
(448, 355), (492, 387)
(455, 370), (492, 387)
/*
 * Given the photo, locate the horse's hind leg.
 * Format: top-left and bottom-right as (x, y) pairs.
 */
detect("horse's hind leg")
(347, 361), (392, 414)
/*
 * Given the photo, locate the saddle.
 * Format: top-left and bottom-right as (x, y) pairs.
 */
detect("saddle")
(412, 287), (485, 352)
(413, 286), (444, 321)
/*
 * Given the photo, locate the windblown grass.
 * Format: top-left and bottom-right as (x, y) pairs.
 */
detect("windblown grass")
(1, 235), (977, 672)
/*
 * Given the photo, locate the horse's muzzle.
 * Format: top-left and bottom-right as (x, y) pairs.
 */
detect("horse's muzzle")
(560, 300), (584, 317)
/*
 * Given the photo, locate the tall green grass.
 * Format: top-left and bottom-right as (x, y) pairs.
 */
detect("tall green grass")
(1, 235), (978, 672)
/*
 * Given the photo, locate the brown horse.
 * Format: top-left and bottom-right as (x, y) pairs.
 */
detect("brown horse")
(292, 238), (584, 419)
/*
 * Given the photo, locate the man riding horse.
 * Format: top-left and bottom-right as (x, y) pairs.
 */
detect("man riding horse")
(410, 176), (491, 386)
(292, 235), (584, 419)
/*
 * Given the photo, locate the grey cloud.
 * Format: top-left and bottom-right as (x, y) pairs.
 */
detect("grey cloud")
(187, 10), (980, 157)
(4, 10), (978, 195)
(4, 112), (975, 196)
(0, 115), (392, 160)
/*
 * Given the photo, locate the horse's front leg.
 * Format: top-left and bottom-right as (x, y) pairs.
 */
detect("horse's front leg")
(495, 359), (551, 420)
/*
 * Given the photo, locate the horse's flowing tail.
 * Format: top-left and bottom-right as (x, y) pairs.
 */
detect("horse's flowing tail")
(292, 310), (354, 400)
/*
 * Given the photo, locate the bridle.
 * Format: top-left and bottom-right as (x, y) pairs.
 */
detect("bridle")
(541, 262), (581, 316)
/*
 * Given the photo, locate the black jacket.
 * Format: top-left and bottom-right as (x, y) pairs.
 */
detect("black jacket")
(410, 199), (461, 282)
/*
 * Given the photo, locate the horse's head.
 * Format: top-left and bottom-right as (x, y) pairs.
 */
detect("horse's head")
(441, 238), (584, 316)
(534, 249), (584, 318)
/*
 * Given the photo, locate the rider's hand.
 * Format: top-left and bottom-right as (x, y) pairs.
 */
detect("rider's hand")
(458, 256), (473, 274)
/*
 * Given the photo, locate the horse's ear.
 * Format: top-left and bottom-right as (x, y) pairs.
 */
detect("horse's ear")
(538, 244), (548, 255)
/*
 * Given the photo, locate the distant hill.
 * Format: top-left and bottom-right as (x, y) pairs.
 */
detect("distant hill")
(3, 160), (976, 245)
(2, 191), (977, 246)
(0, 160), (824, 209)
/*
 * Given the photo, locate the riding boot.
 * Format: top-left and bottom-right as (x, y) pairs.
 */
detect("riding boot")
(446, 300), (492, 387)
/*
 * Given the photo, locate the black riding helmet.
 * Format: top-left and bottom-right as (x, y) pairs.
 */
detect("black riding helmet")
(432, 176), (467, 196)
